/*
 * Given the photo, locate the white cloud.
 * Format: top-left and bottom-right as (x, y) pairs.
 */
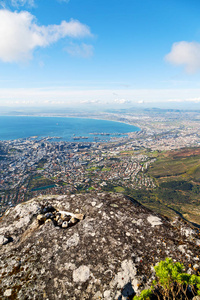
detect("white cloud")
(187, 97), (200, 102)
(80, 99), (100, 104)
(57, 0), (70, 3)
(65, 42), (94, 58)
(11, 0), (34, 7)
(168, 97), (200, 103)
(0, 0), (35, 8)
(114, 99), (130, 104)
(2, 87), (200, 107)
(165, 41), (200, 73)
(0, 9), (92, 62)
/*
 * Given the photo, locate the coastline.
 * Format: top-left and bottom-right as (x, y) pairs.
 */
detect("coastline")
(0, 113), (141, 129)
(0, 114), (141, 141)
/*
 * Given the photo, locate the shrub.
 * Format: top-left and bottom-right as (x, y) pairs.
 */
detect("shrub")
(133, 289), (152, 300)
(134, 258), (200, 300)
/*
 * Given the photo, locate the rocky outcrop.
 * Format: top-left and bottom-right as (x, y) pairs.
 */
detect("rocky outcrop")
(0, 193), (199, 299)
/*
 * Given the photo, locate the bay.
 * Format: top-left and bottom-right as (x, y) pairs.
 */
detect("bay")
(0, 116), (140, 142)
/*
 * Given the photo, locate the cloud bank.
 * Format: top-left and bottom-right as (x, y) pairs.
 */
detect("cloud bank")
(165, 41), (200, 73)
(2, 87), (200, 107)
(0, 9), (92, 62)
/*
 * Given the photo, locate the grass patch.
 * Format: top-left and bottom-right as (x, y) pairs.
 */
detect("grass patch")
(102, 167), (111, 171)
(114, 186), (125, 192)
(86, 166), (100, 171)
(29, 177), (54, 190)
(120, 150), (134, 155)
(88, 187), (95, 191)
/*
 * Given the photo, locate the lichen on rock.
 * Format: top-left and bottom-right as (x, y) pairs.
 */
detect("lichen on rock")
(0, 192), (199, 299)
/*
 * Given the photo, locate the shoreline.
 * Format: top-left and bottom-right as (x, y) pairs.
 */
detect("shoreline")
(0, 113), (140, 128)
(0, 114), (141, 142)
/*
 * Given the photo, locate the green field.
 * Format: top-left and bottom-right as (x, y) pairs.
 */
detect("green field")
(114, 186), (125, 192)
(149, 155), (200, 181)
(145, 148), (200, 226)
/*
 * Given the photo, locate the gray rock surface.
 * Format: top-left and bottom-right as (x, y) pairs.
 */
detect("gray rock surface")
(0, 192), (199, 299)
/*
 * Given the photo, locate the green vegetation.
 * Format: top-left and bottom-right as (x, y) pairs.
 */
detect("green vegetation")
(156, 187), (189, 204)
(86, 166), (101, 172)
(148, 149), (200, 182)
(101, 184), (187, 220)
(9, 148), (19, 152)
(108, 157), (120, 161)
(134, 258), (200, 300)
(120, 150), (135, 155)
(102, 167), (111, 171)
(57, 180), (66, 186)
(88, 186), (95, 191)
(134, 289), (152, 300)
(145, 148), (200, 225)
(28, 176), (55, 190)
(37, 158), (48, 169)
(159, 180), (193, 191)
(114, 186), (125, 192)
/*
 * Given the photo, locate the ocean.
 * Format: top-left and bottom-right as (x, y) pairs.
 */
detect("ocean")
(0, 116), (140, 142)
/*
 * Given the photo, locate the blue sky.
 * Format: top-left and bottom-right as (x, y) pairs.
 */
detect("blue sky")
(1, 0), (200, 108)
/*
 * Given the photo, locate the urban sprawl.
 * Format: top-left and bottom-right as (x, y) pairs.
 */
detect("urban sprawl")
(1, 109), (200, 216)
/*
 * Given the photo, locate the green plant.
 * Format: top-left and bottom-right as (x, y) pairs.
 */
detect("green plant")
(153, 257), (185, 299)
(133, 288), (152, 300)
(134, 258), (200, 300)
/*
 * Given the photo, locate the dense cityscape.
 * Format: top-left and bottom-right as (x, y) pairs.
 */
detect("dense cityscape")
(1, 109), (200, 218)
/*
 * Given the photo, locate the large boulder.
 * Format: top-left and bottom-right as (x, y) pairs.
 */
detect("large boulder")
(0, 193), (199, 299)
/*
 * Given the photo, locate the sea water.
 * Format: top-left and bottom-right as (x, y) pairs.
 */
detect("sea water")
(0, 116), (140, 142)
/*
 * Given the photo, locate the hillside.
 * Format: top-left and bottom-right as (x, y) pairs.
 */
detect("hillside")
(146, 148), (200, 226)
(0, 192), (199, 299)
